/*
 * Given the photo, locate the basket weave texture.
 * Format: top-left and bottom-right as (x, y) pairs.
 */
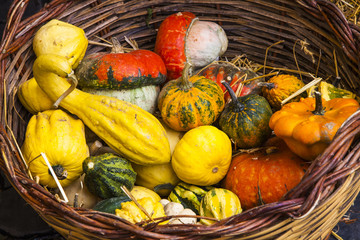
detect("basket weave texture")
(1, 0), (360, 239)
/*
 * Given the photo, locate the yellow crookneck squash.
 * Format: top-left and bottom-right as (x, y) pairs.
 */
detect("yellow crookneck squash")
(32, 54), (171, 165)
(269, 92), (359, 161)
(21, 109), (89, 188)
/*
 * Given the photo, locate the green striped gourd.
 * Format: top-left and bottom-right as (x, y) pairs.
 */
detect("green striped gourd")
(83, 153), (136, 199)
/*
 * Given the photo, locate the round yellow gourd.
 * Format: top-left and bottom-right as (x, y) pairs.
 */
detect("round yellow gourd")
(171, 126), (232, 186)
(132, 163), (180, 197)
(200, 188), (242, 225)
(21, 109), (89, 188)
(130, 186), (161, 203)
(33, 19), (88, 68)
(17, 77), (55, 114)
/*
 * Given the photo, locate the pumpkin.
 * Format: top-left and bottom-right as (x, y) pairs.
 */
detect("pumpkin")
(131, 163), (180, 197)
(219, 81), (273, 149)
(223, 137), (309, 210)
(261, 74), (305, 109)
(17, 77), (56, 114)
(33, 54), (171, 165)
(154, 12), (227, 81)
(63, 175), (100, 209)
(75, 37), (166, 90)
(21, 109), (89, 188)
(158, 63), (225, 131)
(33, 19), (88, 69)
(199, 188), (242, 225)
(307, 81), (357, 101)
(269, 92), (360, 160)
(196, 61), (264, 102)
(171, 125), (232, 186)
(168, 182), (213, 215)
(82, 153), (137, 199)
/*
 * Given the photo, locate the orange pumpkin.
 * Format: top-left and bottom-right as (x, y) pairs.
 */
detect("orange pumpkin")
(223, 137), (309, 210)
(269, 92), (359, 160)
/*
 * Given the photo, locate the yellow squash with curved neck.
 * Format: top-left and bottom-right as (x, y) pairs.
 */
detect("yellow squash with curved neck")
(33, 54), (171, 165)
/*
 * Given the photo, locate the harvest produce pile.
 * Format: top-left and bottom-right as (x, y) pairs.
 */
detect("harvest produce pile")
(18, 11), (360, 226)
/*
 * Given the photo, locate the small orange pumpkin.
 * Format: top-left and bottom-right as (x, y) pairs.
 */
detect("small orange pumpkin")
(223, 137), (309, 210)
(269, 92), (359, 160)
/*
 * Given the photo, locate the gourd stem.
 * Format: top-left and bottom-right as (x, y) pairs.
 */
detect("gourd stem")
(312, 91), (325, 115)
(53, 71), (78, 108)
(50, 165), (68, 180)
(221, 80), (244, 111)
(179, 62), (193, 91)
(111, 37), (125, 53)
(184, 17), (198, 64)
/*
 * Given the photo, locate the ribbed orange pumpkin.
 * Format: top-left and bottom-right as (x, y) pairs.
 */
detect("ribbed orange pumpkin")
(223, 137), (309, 210)
(158, 63), (225, 131)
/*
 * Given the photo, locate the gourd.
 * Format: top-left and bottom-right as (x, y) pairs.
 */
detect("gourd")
(92, 196), (131, 214)
(223, 137), (309, 210)
(307, 81), (358, 101)
(17, 77), (55, 114)
(82, 153), (136, 199)
(130, 186), (161, 203)
(171, 125), (232, 186)
(33, 19), (88, 69)
(115, 197), (166, 224)
(168, 182), (213, 215)
(269, 92), (359, 160)
(261, 74), (305, 109)
(131, 163), (180, 197)
(158, 63), (225, 131)
(155, 12), (227, 80)
(75, 37), (166, 90)
(32, 54), (171, 165)
(21, 109), (89, 188)
(219, 81), (273, 149)
(199, 188), (242, 225)
(63, 175), (100, 209)
(163, 202), (197, 224)
(196, 61), (263, 102)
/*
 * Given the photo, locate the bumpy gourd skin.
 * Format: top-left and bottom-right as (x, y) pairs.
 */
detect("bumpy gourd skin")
(21, 109), (89, 188)
(33, 19), (88, 69)
(33, 54), (171, 165)
(269, 97), (359, 160)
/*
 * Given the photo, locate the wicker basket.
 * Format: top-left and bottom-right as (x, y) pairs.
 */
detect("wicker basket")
(1, 0), (360, 239)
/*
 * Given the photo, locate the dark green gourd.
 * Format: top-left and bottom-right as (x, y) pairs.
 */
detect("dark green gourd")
(219, 81), (273, 149)
(83, 153), (137, 199)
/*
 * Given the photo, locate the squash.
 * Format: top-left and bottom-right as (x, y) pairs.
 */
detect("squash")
(196, 61), (263, 102)
(82, 153), (136, 199)
(33, 19), (88, 69)
(261, 74), (305, 109)
(115, 197), (166, 224)
(75, 38), (166, 90)
(158, 63), (225, 131)
(63, 175), (100, 209)
(17, 77), (56, 114)
(269, 92), (359, 160)
(130, 186), (161, 203)
(21, 109), (89, 188)
(154, 11), (196, 80)
(82, 85), (160, 114)
(171, 126), (232, 186)
(131, 163), (180, 197)
(224, 137), (309, 210)
(154, 12), (228, 80)
(92, 196), (131, 214)
(32, 54), (171, 165)
(168, 182), (213, 215)
(199, 188), (242, 225)
(219, 81), (273, 149)
(307, 81), (357, 101)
